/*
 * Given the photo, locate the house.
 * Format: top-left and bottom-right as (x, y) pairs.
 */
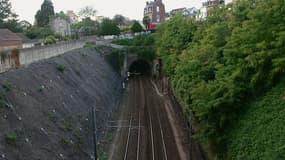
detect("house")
(199, 0), (225, 18)
(66, 10), (78, 24)
(0, 29), (23, 52)
(144, 0), (166, 24)
(51, 17), (71, 36)
(169, 7), (198, 18)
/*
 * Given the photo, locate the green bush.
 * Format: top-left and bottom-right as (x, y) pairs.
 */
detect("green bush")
(6, 134), (17, 144)
(25, 27), (53, 39)
(45, 35), (57, 45)
(56, 63), (65, 72)
(112, 34), (154, 46)
(131, 21), (143, 33)
(2, 82), (13, 92)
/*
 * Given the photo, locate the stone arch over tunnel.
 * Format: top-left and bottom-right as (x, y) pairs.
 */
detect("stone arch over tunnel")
(128, 59), (152, 75)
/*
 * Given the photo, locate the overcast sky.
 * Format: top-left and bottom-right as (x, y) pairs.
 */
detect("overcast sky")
(10, 0), (205, 23)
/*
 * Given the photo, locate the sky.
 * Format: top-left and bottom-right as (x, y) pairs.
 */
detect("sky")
(9, 0), (205, 23)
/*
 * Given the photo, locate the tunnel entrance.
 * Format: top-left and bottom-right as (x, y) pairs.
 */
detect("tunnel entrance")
(129, 59), (151, 76)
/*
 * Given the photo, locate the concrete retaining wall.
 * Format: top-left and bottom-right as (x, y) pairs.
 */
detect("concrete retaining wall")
(0, 40), (84, 73)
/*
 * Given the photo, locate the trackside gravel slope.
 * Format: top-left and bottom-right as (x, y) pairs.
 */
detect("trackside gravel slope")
(0, 48), (122, 160)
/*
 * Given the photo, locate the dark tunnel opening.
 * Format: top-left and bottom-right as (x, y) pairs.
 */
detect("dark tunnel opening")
(129, 59), (151, 76)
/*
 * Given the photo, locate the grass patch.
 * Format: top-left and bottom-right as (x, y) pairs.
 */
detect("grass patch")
(83, 42), (96, 48)
(62, 116), (73, 131)
(2, 82), (13, 92)
(48, 113), (57, 122)
(60, 138), (71, 147)
(6, 134), (17, 144)
(98, 147), (108, 160)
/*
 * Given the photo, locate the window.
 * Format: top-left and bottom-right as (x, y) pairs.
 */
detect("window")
(157, 15), (160, 22)
(157, 6), (159, 12)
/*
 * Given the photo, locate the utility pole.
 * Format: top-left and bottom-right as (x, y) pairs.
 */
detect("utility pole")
(92, 106), (98, 160)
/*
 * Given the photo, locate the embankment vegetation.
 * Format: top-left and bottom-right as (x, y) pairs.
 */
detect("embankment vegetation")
(154, 0), (285, 158)
(112, 34), (156, 61)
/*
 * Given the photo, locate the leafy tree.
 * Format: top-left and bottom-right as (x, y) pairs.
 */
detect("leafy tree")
(0, 0), (21, 32)
(98, 18), (120, 35)
(131, 21), (143, 33)
(78, 6), (97, 19)
(72, 17), (99, 36)
(112, 14), (126, 26)
(0, 0), (14, 21)
(142, 16), (150, 29)
(55, 11), (70, 22)
(0, 18), (22, 32)
(25, 27), (53, 39)
(35, 0), (55, 27)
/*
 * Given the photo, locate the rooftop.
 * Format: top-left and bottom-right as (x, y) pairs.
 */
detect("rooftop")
(0, 29), (22, 41)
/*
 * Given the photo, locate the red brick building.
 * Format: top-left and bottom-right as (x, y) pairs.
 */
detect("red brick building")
(144, 0), (165, 25)
(0, 29), (23, 52)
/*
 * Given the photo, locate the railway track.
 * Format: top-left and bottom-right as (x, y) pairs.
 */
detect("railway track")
(110, 76), (188, 160)
(123, 76), (142, 160)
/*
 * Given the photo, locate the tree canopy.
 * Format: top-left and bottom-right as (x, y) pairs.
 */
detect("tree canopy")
(78, 6), (97, 19)
(35, 0), (55, 27)
(0, 0), (14, 21)
(131, 21), (143, 33)
(98, 18), (120, 35)
(154, 0), (285, 157)
(142, 16), (150, 29)
(112, 14), (126, 26)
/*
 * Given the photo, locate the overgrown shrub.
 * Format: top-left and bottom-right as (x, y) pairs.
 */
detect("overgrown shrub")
(45, 35), (57, 45)
(104, 49), (125, 72)
(154, 0), (285, 156)
(112, 34), (154, 46)
(56, 63), (65, 72)
(2, 82), (13, 92)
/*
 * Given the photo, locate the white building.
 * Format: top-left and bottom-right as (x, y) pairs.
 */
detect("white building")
(51, 17), (71, 36)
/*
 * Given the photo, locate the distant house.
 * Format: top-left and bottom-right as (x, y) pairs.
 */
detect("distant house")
(199, 0), (225, 18)
(51, 17), (71, 36)
(144, 0), (166, 26)
(0, 29), (23, 52)
(169, 7), (198, 18)
(66, 10), (78, 24)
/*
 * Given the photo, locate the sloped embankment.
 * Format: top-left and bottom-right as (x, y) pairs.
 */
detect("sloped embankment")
(0, 48), (122, 160)
(227, 78), (285, 159)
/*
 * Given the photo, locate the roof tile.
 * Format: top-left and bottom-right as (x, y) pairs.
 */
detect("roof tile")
(0, 29), (22, 41)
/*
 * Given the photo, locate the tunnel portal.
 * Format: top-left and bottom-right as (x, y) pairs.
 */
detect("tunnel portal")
(129, 59), (151, 76)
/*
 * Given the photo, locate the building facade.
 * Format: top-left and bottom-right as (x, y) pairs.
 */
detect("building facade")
(144, 0), (165, 24)
(202, 0), (225, 7)
(0, 29), (23, 52)
(66, 10), (78, 24)
(51, 17), (71, 36)
(169, 7), (198, 18)
(199, 0), (225, 18)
